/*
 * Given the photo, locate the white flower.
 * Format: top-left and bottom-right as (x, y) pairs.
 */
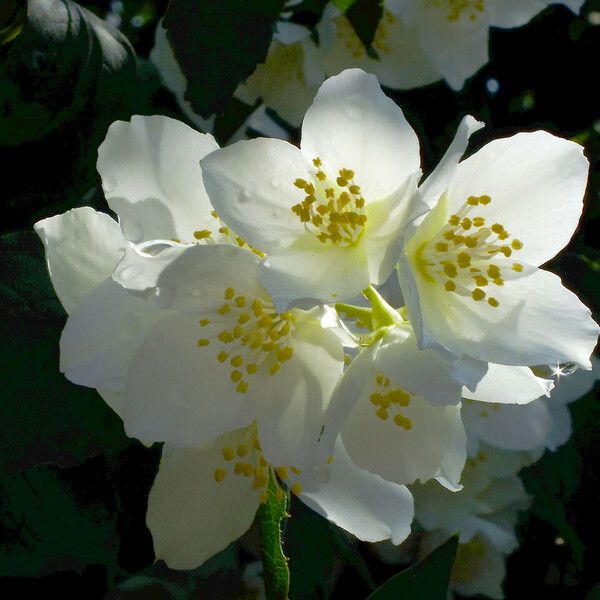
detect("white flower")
(147, 427), (415, 569)
(319, 317), (467, 491)
(201, 68), (424, 306)
(398, 116), (599, 369)
(397, 0), (585, 90)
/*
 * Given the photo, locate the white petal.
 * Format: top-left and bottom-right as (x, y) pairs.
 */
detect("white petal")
(415, 263), (599, 368)
(274, 21), (311, 44)
(34, 208), (126, 314)
(300, 69), (421, 200)
(259, 242), (370, 306)
(544, 400), (572, 451)
(463, 363), (553, 405)
(147, 430), (261, 570)
(487, 0), (549, 28)
(445, 131), (589, 266)
(123, 313), (257, 445)
(300, 438), (414, 544)
(435, 406), (467, 491)
(256, 311), (344, 471)
(403, 3), (490, 90)
(60, 278), (165, 400)
(550, 356), (600, 404)
(320, 13), (440, 90)
(114, 244), (264, 314)
(419, 116), (484, 210)
(201, 138), (312, 253)
(97, 115), (219, 244)
(461, 399), (552, 451)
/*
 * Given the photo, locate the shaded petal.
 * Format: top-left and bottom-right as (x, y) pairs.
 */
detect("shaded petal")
(445, 131), (589, 266)
(300, 438), (414, 544)
(147, 429), (261, 570)
(257, 309), (344, 471)
(60, 278), (165, 399)
(123, 312), (257, 445)
(301, 69), (421, 200)
(462, 399), (552, 451)
(463, 363), (553, 404)
(201, 138), (312, 253)
(34, 208), (126, 314)
(97, 115), (219, 244)
(114, 244), (265, 313)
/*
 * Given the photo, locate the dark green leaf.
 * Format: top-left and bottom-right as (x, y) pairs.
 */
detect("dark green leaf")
(332, 0), (359, 10)
(257, 474), (290, 600)
(163, 0), (285, 118)
(0, 232), (128, 475)
(346, 0), (383, 54)
(0, 464), (119, 578)
(368, 537), (458, 600)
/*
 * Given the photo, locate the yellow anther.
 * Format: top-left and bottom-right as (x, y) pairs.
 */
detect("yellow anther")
(291, 482), (302, 495)
(349, 185), (361, 194)
(488, 297), (499, 308)
(464, 236), (478, 248)
(403, 418), (413, 430)
(384, 377), (390, 387)
(473, 217), (485, 227)
(277, 346), (294, 362)
(472, 288), (486, 301)
(376, 407), (389, 420)
(217, 351), (229, 362)
(197, 338), (210, 347)
(480, 410), (489, 418)
(487, 265), (501, 279)
(492, 278), (504, 286)
(491, 223), (504, 235)
(443, 230), (455, 240)
(479, 195), (491, 205)
(252, 299), (263, 317)
(316, 170), (326, 181)
(355, 197), (365, 208)
(474, 276), (488, 287)
(325, 188), (335, 198)
(500, 246), (512, 257)
(327, 455), (334, 465)
(344, 354), (352, 365)
(466, 196), (479, 206)
(291, 466), (302, 475)
(210, 210), (219, 218)
(511, 239), (523, 250)
(238, 313), (251, 324)
(445, 280), (456, 292)
(260, 492), (268, 504)
(222, 447), (235, 461)
(218, 303), (231, 315)
(393, 414), (406, 428)
(294, 178), (308, 189)
(262, 342), (276, 352)
(448, 214), (461, 226)
(512, 263), (523, 272)
(444, 264), (458, 278)
(194, 229), (212, 240)
(242, 463), (253, 476)
(233, 325), (244, 338)
(336, 176), (348, 187)
(304, 183), (315, 195)
(313, 157), (322, 167)
(236, 236), (246, 247)
(199, 318), (210, 327)
(453, 235), (465, 246)
(435, 242), (449, 252)
(246, 363), (258, 374)
(231, 370), (243, 382)
(218, 330), (234, 343)
(270, 363), (280, 376)
(231, 355), (243, 368)
(235, 296), (246, 307)
(259, 315), (273, 328)
(219, 226), (229, 234)
(214, 468), (226, 483)
(457, 252), (471, 267)
(370, 393), (382, 405)
(461, 218), (472, 230)
(237, 445), (248, 457)
(275, 466), (288, 480)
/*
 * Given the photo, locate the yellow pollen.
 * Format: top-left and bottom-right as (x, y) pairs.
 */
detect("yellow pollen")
(376, 407), (389, 420)
(449, 214), (460, 226)
(275, 466), (288, 480)
(461, 218), (472, 230)
(236, 381), (248, 393)
(472, 288), (486, 301)
(231, 370), (243, 382)
(219, 226), (229, 234)
(473, 217), (485, 227)
(246, 363), (258, 374)
(444, 264), (457, 278)
(194, 229), (212, 240)
(197, 338), (210, 347)
(222, 447), (235, 461)
(217, 351), (229, 362)
(214, 468), (226, 483)
(199, 318), (210, 327)
(218, 303), (231, 315)
(445, 280), (456, 292)
(511, 239), (523, 250)
(488, 297), (499, 307)
(435, 242), (449, 252)
(235, 296), (246, 307)
(313, 157), (322, 167)
(291, 482), (302, 495)
(270, 363), (281, 376)
(474, 276), (488, 287)
(277, 346), (294, 362)
(218, 331), (234, 343)
(237, 445), (248, 457)
(512, 263), (523, 272)
(238, 313), (251, 324)
(231, 355), (243, 368)
(291, 466), (302, 475)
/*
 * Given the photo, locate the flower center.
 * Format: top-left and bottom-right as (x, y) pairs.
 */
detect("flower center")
(428, 0), (485, 22)
(197, 287), (296, 394)
(369, 373), (414, 429)
(212, 426), (303, 502)
(412, 194), (524, 309)
(291, 157), (367, 247)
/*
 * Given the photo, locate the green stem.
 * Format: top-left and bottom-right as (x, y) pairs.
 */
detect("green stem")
(257, 473), (290, 600)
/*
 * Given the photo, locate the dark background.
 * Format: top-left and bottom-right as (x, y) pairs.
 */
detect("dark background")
(1, 0), (599, 598)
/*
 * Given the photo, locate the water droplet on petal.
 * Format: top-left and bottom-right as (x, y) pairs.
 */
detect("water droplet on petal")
(121, 216), (144, 243)
(312, 465), (330, 484)
(148, 285), (175, 309)
(343, 96), (364, 121)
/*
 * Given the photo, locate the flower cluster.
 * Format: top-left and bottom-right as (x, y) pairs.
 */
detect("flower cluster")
(36, 68), (597, 593)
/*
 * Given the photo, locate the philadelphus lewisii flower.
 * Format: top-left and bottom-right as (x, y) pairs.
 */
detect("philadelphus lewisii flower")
(398, 115), (600, 369)
(35, 110), (416, 569)
(201, 69), (425, 306)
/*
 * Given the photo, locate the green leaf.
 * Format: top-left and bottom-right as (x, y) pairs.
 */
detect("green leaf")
(346, 0), (383, 54)
(368, 537), (458, 599)
(0, 232), (128, 475)
(163, 0), (285, 119)
(0, 0), (26, 45)
(0, 464), (119, 578)
(333, 0), (359, 10)
(257, 474), (290, 600)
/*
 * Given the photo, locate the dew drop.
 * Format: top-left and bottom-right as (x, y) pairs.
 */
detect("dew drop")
(343, 96), (364, 121)
(149, 285), (175, 309)
(121, 216), (144, 243)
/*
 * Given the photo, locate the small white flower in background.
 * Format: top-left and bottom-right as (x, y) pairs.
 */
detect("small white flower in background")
(201, 68), (425, 306)
(398, 115), (599, 369)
